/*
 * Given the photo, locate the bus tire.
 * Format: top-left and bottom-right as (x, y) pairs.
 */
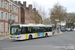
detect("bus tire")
(45, 33), (48, 37)
(29, 35), (32, 39)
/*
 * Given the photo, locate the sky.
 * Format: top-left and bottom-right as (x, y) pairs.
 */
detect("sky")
(16, 0), (75, 18)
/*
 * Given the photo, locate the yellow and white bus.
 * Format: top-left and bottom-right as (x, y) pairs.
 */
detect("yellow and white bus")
(9, 24), (53, 40)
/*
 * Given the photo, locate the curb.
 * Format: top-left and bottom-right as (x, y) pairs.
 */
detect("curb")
(0, 37), (9, 40)
(0, 35), (9, 40)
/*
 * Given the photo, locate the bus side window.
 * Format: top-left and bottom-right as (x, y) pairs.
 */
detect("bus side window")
(43, 27), (46, 32)
(40, 27), (45, 32)
(27, 27), (33, 33)
(46, 27), (50, 32)
(48, 27), (50, 31)
(46, 27), (48, 32)
(37, 27), (40, 33)
(50, 27), (52, 31)
(21, 27), (26, 34)
(47, 27), (52, 32)
(32, 27), (37, 33)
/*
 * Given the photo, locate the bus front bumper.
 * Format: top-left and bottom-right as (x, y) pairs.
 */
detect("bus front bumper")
(9, 37), (23, 40)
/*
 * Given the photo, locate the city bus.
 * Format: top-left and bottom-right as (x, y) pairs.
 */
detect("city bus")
(9, 24), (53, 40)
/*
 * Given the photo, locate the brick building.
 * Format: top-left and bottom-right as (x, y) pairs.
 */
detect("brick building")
(18, 1), (25, 24)
(0, 0), (20, 35)
(36, 11), (42, 24)
(18, 1), (42, 24)
(26, 5), (42, 24)
(0, 0), (42, 35)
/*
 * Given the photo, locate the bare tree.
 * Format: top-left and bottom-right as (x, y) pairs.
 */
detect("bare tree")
(42, 18), (50, 24)
(66, 13), (75, 23)
(66, 13), (75, 28)
(32, 1), (47, 22)
(49, 3), (67, 24)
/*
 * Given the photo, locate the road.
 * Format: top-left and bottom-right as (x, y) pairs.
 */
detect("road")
(0, 31), (75, 50)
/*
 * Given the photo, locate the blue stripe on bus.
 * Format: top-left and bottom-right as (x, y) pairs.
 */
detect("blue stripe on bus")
(38, 32), (44, 36)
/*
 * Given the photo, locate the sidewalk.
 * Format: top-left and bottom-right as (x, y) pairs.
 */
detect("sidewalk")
(53, 29), (63, 36)
(0, 34), (9, 40)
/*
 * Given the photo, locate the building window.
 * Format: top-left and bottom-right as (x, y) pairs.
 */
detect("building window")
(13, 6), (15, 13)
(0, 11), (1, 19)
(0, 11), (4, 20)
(10, 5), (12, 12)
(0, 0), (1, 7)
(1, 0), (3, 8)
(5, 2), (7, 9)
(16, 7), (17, 13)
(16, 7), (18, 14)
(0, 22), (4, 32)
(1, 12), (3, 20)
(5, 2), (8, 10)
(0, 0), (4, 8)
(6, 13), (7, 20)
(5, 13), (8, 20)
(10, 14), (12, 19)
(14, 15), (15, 21)
(5, 23), (8, 32)
(10, 5), (11, 9)
(14, 6), (18, 14)
(15, 16), (18, 22)
(13, 6), (15, 12)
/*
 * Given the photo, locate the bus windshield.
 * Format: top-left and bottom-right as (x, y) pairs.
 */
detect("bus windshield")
(10, 26), (21, 35)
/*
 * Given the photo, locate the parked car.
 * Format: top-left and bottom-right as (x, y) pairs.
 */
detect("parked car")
(65, 28), (68, 31)
(73, 28), (75, 31)
(61, 28), (66, 32)
(71, 28), (74, 31)
(67, 28), (71, 31)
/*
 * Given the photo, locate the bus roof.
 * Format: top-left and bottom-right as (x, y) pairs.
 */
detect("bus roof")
(11, 24), (52, 27)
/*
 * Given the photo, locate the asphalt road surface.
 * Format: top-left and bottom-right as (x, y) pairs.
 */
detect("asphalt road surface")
(0, 31), (75, 50)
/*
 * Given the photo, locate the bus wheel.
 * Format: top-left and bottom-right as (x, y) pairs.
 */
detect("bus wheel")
(45, 33), (48, 37)
(29, 35), (32, 39)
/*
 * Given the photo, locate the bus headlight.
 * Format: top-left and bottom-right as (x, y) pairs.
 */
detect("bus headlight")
(9, 35), (13, 38)
(17, 35), (22, 38)
(20, 35), (22, 37)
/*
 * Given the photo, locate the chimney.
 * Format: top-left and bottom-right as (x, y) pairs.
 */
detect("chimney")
(18, 1), (22, 5)
(36, 10), (38, 13)
(14, 1), (17, 3)
(10, 0), (13, 1)
(23, 1), (26, 8)
(18, 1), (21, 4)
(29, 4), (32, 9)
(33, 8), (36, 11)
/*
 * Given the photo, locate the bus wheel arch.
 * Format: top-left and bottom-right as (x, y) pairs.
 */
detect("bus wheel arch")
(29, 35), (33, 39)
(45, 33), (48, 37)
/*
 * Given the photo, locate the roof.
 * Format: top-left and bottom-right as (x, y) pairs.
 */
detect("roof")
(27, 7), (34, 13)
(11, 24), (52, 27)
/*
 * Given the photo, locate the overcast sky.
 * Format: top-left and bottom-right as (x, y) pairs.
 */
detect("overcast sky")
(17, 0), (75, 17)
